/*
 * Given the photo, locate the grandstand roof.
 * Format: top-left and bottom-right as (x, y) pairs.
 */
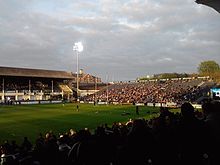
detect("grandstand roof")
(0, 66), (74, 79)
(196, 0), (220, 13)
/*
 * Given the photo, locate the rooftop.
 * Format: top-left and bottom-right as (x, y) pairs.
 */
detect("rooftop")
(0, 66), (74, 79)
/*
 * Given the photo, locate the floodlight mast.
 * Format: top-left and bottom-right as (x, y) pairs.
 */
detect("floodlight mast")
(73, 42), (83, 102)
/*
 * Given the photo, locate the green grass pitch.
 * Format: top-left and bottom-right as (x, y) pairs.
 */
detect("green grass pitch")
(0, 103), (160, 144)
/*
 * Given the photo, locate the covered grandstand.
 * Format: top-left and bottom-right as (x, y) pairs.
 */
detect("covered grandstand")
(0, 66), (105, 104)
(0, 66), (75, 104)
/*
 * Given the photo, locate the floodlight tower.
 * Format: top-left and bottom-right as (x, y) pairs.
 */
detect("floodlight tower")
(73, 42), (83, 101)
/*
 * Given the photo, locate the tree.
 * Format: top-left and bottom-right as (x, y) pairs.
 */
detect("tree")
(198, 60), (220, 75)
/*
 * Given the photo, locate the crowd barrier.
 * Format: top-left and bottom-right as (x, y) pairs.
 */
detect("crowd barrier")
(13, 100), (63, 105)
(3, 100), (202, 109)
(82, 101), (181, 108)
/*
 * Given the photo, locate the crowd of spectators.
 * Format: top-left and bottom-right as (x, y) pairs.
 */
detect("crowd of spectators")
(83, 78), (214, 105)
(1, 100), (219, 165)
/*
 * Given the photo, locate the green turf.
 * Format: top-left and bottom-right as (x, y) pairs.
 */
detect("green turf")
(0, 103), (160, 144)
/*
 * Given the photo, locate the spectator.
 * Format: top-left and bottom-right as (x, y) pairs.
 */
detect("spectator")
(116, 119), (156, 165)
(177, 102), (209, 165)
(202, 101), (220, 165)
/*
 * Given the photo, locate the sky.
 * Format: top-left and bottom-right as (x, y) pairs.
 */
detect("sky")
(0, 0), (219, 81)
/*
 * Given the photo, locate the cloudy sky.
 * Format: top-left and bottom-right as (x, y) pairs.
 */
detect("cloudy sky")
(0, 0), (219, 81)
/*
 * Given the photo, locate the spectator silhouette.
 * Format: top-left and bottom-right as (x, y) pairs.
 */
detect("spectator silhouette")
(33, 133), (45, 164)
(68, 129), (99, 165)
(21, 137), (32, 154)
(58, 134), (71, 165)
(155, 107), (179, 165)
(177, 102), (208, 165)
(43, 132), (60, 165)
(116, 119), (156, 165)
(202, 101), (220, 165)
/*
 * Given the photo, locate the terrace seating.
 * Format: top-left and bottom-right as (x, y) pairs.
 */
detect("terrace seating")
(83, 78), (214, 105)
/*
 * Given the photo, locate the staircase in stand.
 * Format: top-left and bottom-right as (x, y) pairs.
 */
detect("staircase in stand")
(59, 84), (73, 93)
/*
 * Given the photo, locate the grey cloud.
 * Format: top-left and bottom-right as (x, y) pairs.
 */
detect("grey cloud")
(0, 0), (219, 81)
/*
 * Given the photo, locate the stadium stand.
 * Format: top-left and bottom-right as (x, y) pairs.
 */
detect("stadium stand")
(1, 66), (216, 106)
(0, 66), (102, 104)
(83, 77), (216, 107)
(0, 66), (75, 104)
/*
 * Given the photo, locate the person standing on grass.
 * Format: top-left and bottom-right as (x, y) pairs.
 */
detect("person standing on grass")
(62, 99), (65, 107)
(76, 104), (79, 112)
(136, 106), (139, 115)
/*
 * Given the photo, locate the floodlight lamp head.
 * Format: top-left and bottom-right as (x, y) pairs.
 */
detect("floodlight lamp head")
(73, 42), (83, 52)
